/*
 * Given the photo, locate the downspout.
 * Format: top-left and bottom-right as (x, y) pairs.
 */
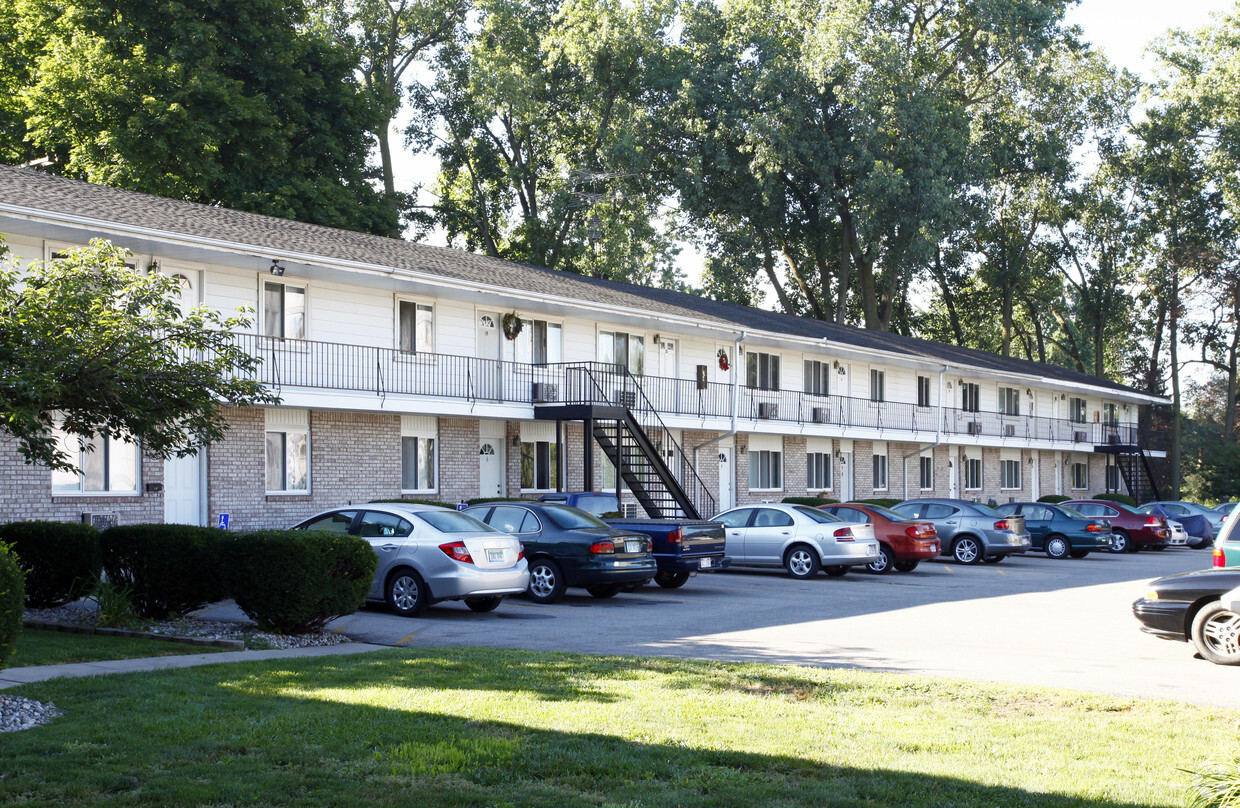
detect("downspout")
(902, 366), (948, 500)
(693, 331), (746, 483)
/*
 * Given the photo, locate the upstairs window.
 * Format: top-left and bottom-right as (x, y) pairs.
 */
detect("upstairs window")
(870, 369), (885, 402)
(516, 320), (563, 365)
(1000, 387), (1020, 416)
(961, 383), (981, 413)
(747, 352), (780, 390)
(398, 300), (434, 353)
(599, 331), (644, 375)
(1070, 397), (1088, 424)
(804, 360), (830, 397)
(262, 281), (306, 340)
(1103, 402), (1119, 425)
(917, 376), (932, 408)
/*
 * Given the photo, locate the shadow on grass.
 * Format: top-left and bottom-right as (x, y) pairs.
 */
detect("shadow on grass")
(0, 647), (1198, 808)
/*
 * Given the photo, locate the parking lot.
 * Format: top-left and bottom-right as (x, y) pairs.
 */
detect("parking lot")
(207, 547), (1233, 706)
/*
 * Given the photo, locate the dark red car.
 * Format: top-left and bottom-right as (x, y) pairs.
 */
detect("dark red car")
(1062, 499), (1171, 553)
(819, 503), (940, 573)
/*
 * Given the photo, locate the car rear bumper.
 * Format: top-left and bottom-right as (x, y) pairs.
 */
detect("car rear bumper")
(982, 533), (1031, 556)
(567, 556), (659, 587)
(819, 541), (882, 566)
(656, 553), (732, 573)
(420, 565), (530, 601)
(890, 539), (940, 561)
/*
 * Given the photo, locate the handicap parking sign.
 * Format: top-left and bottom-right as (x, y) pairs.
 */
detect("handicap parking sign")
(217, 513), (230, 530)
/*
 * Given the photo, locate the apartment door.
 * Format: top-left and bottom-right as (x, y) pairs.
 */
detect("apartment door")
(717, 448), (735, 511)
(164, 452), (202, 525)
(479, 439), (504, 498)
(476, 311), (501, 399)
(839, 452), (853, 501)
(949, 456), (960, 499)
(657, 338), (677, 411)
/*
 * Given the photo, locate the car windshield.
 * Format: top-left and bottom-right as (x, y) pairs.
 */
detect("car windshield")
(970, 503), (1002, 517)
(414, 511), (498, 533)
(794, 506), (842, 523)
(864, 504), (912, 522)
(542, 504), (609, 530)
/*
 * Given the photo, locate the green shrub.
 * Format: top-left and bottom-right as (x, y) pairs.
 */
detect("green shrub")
(225, 530), (376, 634)
(100, 524), (229, 619)
(854, 498), (902, 508)
(1095, 492), (1137, 507)
(466, 497), (530, 506)
(0, 543), (24, 669)
(0, 521), (101, 608)
(369, 498), (456, 509)
(781, 496), (839, 506)
(1037, 494), (1070, 504)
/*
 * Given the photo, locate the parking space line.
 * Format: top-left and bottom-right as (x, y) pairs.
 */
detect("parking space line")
(395, 632), (421, 645)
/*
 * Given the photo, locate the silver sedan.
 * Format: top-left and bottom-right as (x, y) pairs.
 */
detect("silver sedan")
(715, 503), (879, 578)
(293, 503), (528, 617)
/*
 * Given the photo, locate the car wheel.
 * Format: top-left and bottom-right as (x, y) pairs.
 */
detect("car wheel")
(465, 596), (503, 613)
(527, 558), (567, 604)
(784, 544), (821, 579)
(952, 536), (982, 564)
(982, 554), (1004, 564)
(1190, 601), (1240, 665)
(385, 568), (428, 617)
(1110, 530), (1130, 554)
(655, 571), (691, 589)
(1069, 549), (1089, 559)
(823, 565), (849, 577)
(1045, 535), (1071, 560)
(893, 560), (920, 572)
(586, 584), (620, 599)
(866, 545), (896, 574)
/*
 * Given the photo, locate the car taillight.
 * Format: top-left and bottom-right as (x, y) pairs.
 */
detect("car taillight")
(439, 541), (474, 564)
(518, 543), (525, 560)
(589, 540), (616, 554)
(1085, 523), (1109, 532)
(667, 528), (683, 546)
(906, 523), (936, 540)
(834, 528), (854, 541)
(994, 520), (1010, 531)
(1144, 516), (1162, 528)
(1215, 547), (1227, 568)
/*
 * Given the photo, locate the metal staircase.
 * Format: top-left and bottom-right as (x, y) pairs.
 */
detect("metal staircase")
(1113, 448), (1164, 504)
(534, 363), (716, 519)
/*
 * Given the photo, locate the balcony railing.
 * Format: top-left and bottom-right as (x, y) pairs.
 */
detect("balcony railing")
(230, 334), (1150, 447)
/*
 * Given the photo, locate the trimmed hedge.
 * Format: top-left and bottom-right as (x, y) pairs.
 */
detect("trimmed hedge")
(0, 521), (101, 608)
(369, 498), (456, 509)
(100, 524), (229, 619)
(1094, 492), (1137, 507)
(0, 543), (23, 669)
(225, 530), (376, 634)
(853, 498), (902, 509)
(1037, 495), (1070, 504)
(781, 496), (839, 506)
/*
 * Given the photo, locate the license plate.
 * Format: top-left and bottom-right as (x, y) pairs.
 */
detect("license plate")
(486, 549), (505, 563)
(624, 540), (641, 554)
(699, 557), (713, 569)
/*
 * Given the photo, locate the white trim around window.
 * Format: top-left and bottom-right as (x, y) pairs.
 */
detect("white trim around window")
(395, 296), (435, 355)
(265, 409), (310, 494)
(50, 419), (141, 497)
(260, 278), (308, 341)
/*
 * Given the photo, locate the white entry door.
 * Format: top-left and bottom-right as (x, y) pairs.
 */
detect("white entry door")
(476, 311), (501, 399)
(164, 453), (202, 525)
(949, 456), (960, 499)
(717, 447), (734, 511)
(839, 452), (854, 501)
(479, 439), (504, 498)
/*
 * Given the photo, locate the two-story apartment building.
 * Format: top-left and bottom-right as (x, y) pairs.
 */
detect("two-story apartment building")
(0, 166), (1168, 529)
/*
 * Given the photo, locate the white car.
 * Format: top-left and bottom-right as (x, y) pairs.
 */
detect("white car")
(1165, 520), (1190, 547)
(714, 503), (880, 578)
(293, 503), (528, 616)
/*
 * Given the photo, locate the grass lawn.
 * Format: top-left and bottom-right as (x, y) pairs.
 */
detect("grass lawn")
(8, 629), (229, 668)
(0, 646), (1234, 807)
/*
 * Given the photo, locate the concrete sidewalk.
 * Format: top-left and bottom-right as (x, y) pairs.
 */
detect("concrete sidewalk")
(0, 643), (391, 689)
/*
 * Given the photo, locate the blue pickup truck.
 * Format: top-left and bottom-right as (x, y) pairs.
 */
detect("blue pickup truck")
(537, 492), (730, 589)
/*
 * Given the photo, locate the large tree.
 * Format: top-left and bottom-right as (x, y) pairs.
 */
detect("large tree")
(0, 240), (277, 471)
(6, 0), (398, 237)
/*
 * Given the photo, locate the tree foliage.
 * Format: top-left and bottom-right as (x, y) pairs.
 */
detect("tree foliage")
(0, 239), (278, 471)
(4, 0), (398, 237)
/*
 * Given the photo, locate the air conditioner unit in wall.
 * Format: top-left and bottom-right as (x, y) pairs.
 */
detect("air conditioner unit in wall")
(1073, 430), (1088, 442)
(613, 390), (637, 408)
(531, 383), (559, 403)
(758, 402), (778, 419)
(1003, 424), (1016, 437)
(967, 421), (983, 435)
(812, 407), (830, 423)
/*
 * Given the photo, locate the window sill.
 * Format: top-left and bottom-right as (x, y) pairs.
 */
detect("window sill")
(394, 352), (438, 364)
(266, 492), (311, 502)
(257, 336), (310, 352)
(51, 491), (141, 499)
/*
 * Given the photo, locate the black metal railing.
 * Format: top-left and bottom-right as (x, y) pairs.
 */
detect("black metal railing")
(226, 333), (1153, 450)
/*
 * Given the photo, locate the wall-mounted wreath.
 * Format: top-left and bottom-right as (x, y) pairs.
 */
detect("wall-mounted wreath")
(717, 348), (730, 371)
(502, 311), (524, 340)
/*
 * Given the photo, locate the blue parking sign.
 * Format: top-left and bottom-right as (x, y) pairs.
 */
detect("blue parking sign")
(217, 513), (230, 530)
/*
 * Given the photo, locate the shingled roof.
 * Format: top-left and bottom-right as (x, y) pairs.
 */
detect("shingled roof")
(0, 165), (1156, 399)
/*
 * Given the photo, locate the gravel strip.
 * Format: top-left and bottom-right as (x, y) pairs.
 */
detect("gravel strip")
(0, 694), (62, 733)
